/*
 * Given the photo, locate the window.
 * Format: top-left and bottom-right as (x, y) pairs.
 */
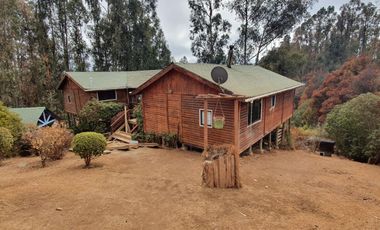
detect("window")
(270, 95), (276, 108)
(97, 90), (117, 101)
(199, 109), (213, 128)
(67, 95), (71, 103)
(248, 99), (262, 125)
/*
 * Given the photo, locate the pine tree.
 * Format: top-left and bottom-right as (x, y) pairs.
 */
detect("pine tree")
(189, 0), (231, 64)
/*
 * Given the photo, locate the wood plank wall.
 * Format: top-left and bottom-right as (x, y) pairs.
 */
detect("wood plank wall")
(239, 90), (295, 151)
(62, 78), (129, 115)
(142, 69), (219, 138)
(141, 68), (296, 153)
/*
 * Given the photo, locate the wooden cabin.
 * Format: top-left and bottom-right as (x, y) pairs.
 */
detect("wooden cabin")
(58, 70), (160, 117)
(132, 63), (303, 154)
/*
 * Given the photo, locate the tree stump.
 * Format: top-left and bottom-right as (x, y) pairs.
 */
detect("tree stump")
(201, 145), (242, 189)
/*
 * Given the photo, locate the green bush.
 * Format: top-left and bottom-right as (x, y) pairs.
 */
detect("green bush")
(72, 132), (107, 167)
(0, 102), (23, 140)
(73, 99), (123, 134)
(0, 127), (14, 161)
(292, 99), (318, 128)
(326, 93), (380, 163)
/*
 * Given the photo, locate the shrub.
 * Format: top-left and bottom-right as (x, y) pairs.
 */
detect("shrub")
(0, 127), (14, 163)
(0, 102), (23, 140)
(72, 132), (107, 167)
(31, 127), (73, 167)
(292, 99), (318, 128)
(18, 125), (39, 157)
(73, 99), (123, 134)
(326, 93), (380, 163)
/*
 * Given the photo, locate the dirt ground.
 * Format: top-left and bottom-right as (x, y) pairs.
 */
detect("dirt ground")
(0, 148), (379, 230)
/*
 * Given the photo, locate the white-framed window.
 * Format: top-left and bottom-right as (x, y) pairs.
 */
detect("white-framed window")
(97, 90), (117, 101)
(248, 99), (262, 126)
(270, 95), (276, 108)
(199, 109), (213, 128)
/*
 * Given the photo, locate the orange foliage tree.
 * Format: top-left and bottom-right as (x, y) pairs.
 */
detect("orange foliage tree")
(310, 56), (380, 122)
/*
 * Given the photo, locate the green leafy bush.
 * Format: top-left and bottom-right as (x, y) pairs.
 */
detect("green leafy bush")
(292, 99), (318, 128)
(74, 99), (123, 134)
(326, 93), (380, 163)
(72, 132), (107, 167)
(0, 127), (14, 162)
(0, 102), (23, 140)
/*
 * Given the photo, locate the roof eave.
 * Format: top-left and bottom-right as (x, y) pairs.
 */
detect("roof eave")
(244, 83), (304, 102)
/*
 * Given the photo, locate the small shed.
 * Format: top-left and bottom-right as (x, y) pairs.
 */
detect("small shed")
(10, 107), (59, 127)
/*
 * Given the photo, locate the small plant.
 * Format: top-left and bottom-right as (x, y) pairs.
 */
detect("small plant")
(0, 127), (14, 164)
(72, 132), (107, 167)
(31, 127), (73, 167)
(162, 133), (179, 148)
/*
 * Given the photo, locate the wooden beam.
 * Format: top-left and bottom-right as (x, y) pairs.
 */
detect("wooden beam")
(234, 99), (240, 153)
(203, 99), (208, 158)
(233, 99), (242, 188)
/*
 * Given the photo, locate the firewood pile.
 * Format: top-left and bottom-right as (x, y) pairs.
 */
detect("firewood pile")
(202, 144), (242, 189)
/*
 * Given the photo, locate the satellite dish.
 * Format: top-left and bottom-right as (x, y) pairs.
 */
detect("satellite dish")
(211, 66), (228, 85)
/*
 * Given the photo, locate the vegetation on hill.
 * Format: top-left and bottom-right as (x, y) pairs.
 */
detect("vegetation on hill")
(0, 0), (171, 111)
(325, 93), (380, 163)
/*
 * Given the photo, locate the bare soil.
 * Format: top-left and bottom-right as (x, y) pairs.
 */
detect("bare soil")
(1, 148), (379, 229)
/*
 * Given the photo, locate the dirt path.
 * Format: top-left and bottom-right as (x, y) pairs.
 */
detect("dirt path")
(0, 149), (379, 229)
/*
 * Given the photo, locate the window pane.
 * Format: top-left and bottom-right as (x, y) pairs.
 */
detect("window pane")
(98, 90), (116, 101)
(200, 110), (212, 127)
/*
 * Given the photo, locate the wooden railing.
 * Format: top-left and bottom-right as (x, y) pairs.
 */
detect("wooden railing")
(110, 110), (126, 133)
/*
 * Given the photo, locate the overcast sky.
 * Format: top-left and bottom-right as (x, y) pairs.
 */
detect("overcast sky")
(156, 0), (378, 63)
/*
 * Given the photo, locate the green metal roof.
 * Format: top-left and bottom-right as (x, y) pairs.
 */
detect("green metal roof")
(9, 107), (46, 125)
(65, 70), (160, 91)
(176, 63), (304, 99)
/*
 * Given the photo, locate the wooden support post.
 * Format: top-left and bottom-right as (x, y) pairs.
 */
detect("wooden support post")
(203, 99), (208, 158)
(233, 99), (241, 188)
(249, 145), (253, 155)
(268, 131), (272, 151)
(124, 105), (129, 133)
(259, 138), (264, 153)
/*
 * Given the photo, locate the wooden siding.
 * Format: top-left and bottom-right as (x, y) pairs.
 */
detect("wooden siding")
(141, 68), (296, 153)
(142, 69), (219, 140)
(239, 90), (295, 151)
(181, 96), (234, 148)
(61, 78), (129, 114)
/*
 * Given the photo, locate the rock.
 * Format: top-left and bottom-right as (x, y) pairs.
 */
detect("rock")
(103, 150), (112, 154)
(56, 208), (63, 211)
(265, 186), (269, 189)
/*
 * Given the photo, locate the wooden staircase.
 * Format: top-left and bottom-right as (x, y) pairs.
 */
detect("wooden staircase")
(111, 110), (127, 133)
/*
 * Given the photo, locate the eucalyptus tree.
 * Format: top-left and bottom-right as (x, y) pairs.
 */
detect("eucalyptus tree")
(189, 0), (231, 64)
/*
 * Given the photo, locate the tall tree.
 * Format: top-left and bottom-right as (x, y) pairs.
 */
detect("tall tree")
(230, 0), (313, 64)
(67, 0), (89, 71)
(189, 0), (231, 64)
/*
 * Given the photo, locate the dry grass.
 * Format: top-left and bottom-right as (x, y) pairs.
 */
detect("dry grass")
(0, 148), (380, 229)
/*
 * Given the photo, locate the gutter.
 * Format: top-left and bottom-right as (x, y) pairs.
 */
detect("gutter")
(244, 83), (305, 102)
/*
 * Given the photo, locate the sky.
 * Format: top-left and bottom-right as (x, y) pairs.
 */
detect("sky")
(156, 0), (378, 63)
